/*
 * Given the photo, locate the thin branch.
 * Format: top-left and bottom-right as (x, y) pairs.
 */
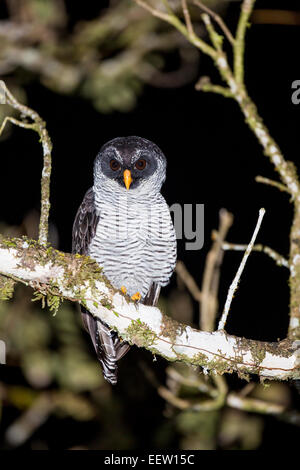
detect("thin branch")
(239, 382), (256, 397)
(218, 208), (265, 331)
(201, 12), (222, 51)
(0, 116), (37, 133)
(221, 241), (289, 269)
(0, 81), (52, 246)
(195, 76), (233, 97)
(159, 364), (300, 422)
(5, 394), (54, 446)
(234, 0), (256, 84)
(159, 374), (228, 411)
(133, 0), (170, 21)
(201, 209), (233, 332)
(158, 386), (190, 409)
(134, 0), (217, 59)
(181, 0), (194, 37)
(161, 0), (174, 16)
(175, 260), (202, 302)
(255, 175), (291, 195)
(160, 377), (300, 425)
(193, 0), (235, 45)
(165, 365), (216, 396)
(158, 382), (226, 411)
(227, 392), (286, 415)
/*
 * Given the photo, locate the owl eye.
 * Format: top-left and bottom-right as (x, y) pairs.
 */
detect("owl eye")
(135, 159), (147, 170)
(110, 159), (121, 171)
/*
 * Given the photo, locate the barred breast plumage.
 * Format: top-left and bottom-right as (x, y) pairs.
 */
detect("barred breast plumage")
(89, 190), (176, 300)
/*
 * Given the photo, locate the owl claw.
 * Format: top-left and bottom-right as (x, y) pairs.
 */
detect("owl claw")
(121, 286), (127, 295)
(131, 292), (141, 301)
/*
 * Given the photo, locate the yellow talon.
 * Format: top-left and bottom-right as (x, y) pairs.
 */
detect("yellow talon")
(131, 292), (141, 301)
(121, 286), (127, 295)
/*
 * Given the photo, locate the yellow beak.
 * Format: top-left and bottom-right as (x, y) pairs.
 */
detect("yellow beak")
(123, 169), (133, 190)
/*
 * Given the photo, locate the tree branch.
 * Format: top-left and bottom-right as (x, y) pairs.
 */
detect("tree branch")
(193, 0), (235, 46)
(200, 208), (233, 332)
(175, 260), (202, 302)
(218, 208), (265, 331)
(220, 241), (289, 269)
(255, 175), (291, 195)
(181, 0), (195, 37)
(134, 0), (217, 58)
(234, 0), (256, 84)
(195, 76), (233, 98)
(0, 80), (52, 246)
(0, 236), (298, 381)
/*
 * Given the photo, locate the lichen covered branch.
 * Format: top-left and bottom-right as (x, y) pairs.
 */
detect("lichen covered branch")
(0, 81), (52, 246)
(234, 0), (256, 84)
(0, 236), (298, 381)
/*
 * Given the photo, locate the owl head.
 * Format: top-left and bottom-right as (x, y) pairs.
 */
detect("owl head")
(93, 136), (167, 195)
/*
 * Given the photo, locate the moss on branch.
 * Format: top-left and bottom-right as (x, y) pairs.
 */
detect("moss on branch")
(0, 234), (298, 380)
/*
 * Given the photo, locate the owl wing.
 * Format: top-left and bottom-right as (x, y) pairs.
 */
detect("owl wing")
(143, 283), (161, 306)
(72, 187), (100, 256)
(72, 188), (130, 384)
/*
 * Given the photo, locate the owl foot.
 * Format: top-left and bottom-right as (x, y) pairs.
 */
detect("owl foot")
(120, 286), (127, 295)
(131, 292), (141, 301)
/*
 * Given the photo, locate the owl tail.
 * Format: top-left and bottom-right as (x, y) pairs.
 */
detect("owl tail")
(81, 308), (129, 385)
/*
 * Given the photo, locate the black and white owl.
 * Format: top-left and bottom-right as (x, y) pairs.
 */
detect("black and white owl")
(72, 136), (177, 384)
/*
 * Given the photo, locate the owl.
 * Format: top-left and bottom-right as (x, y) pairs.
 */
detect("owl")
(72, 136), (177, 384)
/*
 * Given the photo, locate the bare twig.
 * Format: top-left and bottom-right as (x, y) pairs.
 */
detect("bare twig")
(134, 0), (175, 21)
(175, 260), (202, 302)
(181, 0), (194, 37)
(158, 386), (190, 409)
(195, 76), (232, 97)
(193, 0), (235, 45)
(201, 209), (233, 331)
(159, 365), (300, 424)
(165, 366), (216, 396)
(218, 208), (265, 331)
(227, 392), (286, 415)
(134, 0), (217, 58)
(255, 175), (291, 195)
(234, 0), (256, 84)
(5, 394), (54, 446)
(201, 12), (223, 52)
(221, 241), (289, 269)
(239, 382), (256, 397)
(161, 0), (174, 16)
(159, 376), (227, 411)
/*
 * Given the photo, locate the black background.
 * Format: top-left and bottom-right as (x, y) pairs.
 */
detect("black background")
(0, 0), (299, 449)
